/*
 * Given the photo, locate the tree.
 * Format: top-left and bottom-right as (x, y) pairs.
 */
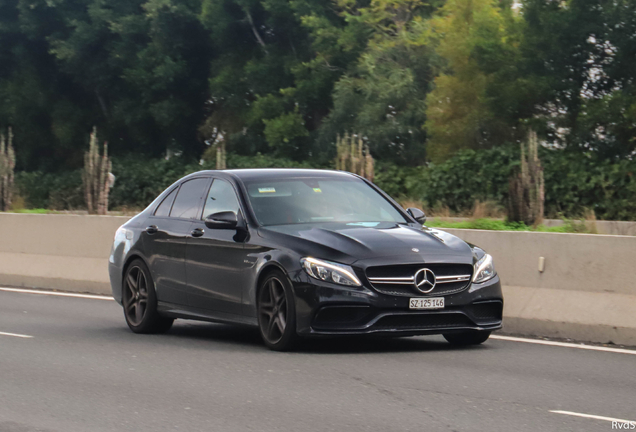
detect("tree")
(0, 0), (213, 171)
(424, 0), (523, 162)
(48, 0), (213, 158)
(318, 0), (441, 165)
(199, 0), (353, 160)
(521, 0), (636, 157)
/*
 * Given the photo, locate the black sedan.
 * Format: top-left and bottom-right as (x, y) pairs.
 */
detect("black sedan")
(109, 169), (503, 350)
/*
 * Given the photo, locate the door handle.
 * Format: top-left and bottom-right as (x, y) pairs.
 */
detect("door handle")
(145, 225), (158, 234)
(191, 228), (205, 238)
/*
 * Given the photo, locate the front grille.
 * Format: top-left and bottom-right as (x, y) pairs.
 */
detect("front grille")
(465, 301), (503, 323)
(366, 263), (473, 297)
(373, 313), (474, 330)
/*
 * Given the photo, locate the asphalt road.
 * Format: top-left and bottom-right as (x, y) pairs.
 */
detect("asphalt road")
(1, 289), (635, 432)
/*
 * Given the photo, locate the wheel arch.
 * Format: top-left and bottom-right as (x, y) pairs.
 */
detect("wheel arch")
(122, 253), (151, 280)
(256, 262), (290, 296)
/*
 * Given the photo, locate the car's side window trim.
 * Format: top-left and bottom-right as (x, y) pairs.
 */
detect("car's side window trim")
(199, 177), (245, 221)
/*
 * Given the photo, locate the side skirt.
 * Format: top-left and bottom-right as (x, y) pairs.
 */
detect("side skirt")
(157, 301), (258, 327)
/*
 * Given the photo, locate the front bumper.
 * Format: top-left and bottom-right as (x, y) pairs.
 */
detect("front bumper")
(292, 274), (503, 336)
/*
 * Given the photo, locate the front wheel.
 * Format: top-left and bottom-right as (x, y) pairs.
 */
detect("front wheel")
(443, 330), (491, 346)
(122, 259), (174, 334)
(257, 270), (298, 351)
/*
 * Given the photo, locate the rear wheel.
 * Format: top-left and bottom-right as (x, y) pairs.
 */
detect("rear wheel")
(122, 259), (174, 334)
(257, 270), (298, 351)
(443, 330), (491, 346)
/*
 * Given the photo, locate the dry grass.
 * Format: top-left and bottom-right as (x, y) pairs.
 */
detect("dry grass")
(582, 208), (598, 234)
(470, 200), (506, 220)
(398, 199), (507, 221)
(398, 199), (453, 221)
(9, 195), (26, 211)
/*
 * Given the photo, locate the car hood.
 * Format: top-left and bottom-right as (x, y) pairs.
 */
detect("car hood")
(261, 222), (474, 266)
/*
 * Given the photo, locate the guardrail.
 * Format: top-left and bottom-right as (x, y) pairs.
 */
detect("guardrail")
(1, 213), (634, 345)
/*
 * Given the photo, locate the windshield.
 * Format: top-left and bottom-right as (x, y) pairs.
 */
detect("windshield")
(243, 176), (408, 226)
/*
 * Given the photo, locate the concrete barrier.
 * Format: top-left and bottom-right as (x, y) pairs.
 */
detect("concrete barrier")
(442, 229), (636, 345)
(1, 213), (635, 345)
(0, 213), (129, 295)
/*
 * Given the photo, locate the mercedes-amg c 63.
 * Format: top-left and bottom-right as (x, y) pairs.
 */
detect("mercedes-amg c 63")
(109, 169), (503, 350)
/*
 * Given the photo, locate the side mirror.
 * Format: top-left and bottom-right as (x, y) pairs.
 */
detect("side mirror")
(406, 208), (427, 224)
(204, 211), (238, 229)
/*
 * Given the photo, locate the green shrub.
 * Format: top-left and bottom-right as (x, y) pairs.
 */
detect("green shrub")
(383, 146), (636, 221)
(109, 156), (199, 210)
(223, 152), (319, 169)
(110, 152), (320, 210)
(15, 170), (83, 210)
(11, 148), (636, 221)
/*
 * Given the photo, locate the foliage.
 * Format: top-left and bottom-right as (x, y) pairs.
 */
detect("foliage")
(10, 208), (51, 214)
(110, 152), (321, 209)
(1, 0), (212, 170)
(541, 150), (636, 221)
(2, 0), (635, 170)
(109, 156), (198, 210)
(15, 171), (84, 210)
(384, 146), (636, 221)
(198, 0), (354, 160)
(319, 0), (438, 165)
(202, 150), (320, 170)
(1, 0), (635, 221)
(424, 0), (523, 161)
(521, 0), (636, 157)
(10, 147), (636, 221)
(404, 146), (519, 213)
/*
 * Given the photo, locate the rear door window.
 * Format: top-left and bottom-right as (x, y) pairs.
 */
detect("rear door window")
(169, 178), (210, 219)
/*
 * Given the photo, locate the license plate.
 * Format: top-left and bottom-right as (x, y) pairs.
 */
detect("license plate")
(409, 297), (444, 310)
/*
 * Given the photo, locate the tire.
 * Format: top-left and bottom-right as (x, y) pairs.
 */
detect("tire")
(443, 330), (491, 346)
(257, 270), (299, 351)
(122, 259), (174, 334)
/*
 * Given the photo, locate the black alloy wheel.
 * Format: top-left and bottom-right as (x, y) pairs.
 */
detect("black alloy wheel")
(124, 265), (148, 326)
(122, 259), (174, 334)
(257, 271), (298, 351)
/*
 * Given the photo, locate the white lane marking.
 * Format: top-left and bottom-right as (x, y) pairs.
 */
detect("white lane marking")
(0, 331), (33, 338)
(550, 410), (636, 424)
(491, 335), (636, 355)
(0, 287), (114, 301)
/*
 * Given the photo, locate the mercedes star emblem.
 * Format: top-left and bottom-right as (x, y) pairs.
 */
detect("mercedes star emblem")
(414, 268), (436, 293)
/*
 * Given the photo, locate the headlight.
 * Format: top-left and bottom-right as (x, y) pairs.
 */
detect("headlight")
(473, 254), (496, 284)
(301, 257), (361, 287)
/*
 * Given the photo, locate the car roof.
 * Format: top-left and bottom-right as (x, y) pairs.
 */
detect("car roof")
(186, 168), (358, 182)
